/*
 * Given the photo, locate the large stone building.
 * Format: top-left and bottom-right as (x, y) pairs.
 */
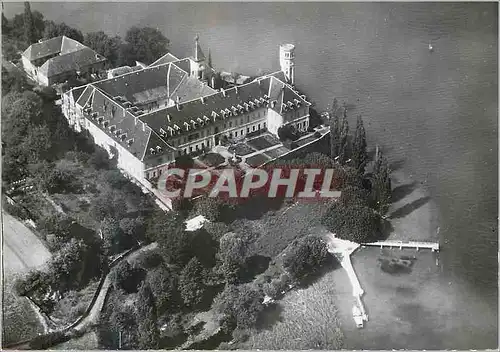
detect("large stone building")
(61, 36), (310, 208)
(21, 36), (107, 86)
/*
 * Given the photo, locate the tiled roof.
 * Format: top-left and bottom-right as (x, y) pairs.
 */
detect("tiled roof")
(94, 63), (186, 105)
(172, 58), (191, 74)
(76, 85), (95, 107)
(22, 36), (63, 61)
(83, 88), (175, 162)
(170, 76), (216, 104)
(149, 53), (179, 67)
(71, 85), (87, 101)
(38, 47), (106, 78)
(22, 36), (87, 62)
(139, 76), (307, 142)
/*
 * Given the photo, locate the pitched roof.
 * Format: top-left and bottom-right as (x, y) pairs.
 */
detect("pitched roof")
(82, 87), (175, 162)
(38, 47), (106, 78)
(140, 75), (308, 141)
(22, 36), (87, 62)
(170, 76), (216, 104)
(149, 53), (179, 67)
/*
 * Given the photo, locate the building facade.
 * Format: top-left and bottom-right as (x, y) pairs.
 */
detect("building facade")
(61, 38), (310, 208)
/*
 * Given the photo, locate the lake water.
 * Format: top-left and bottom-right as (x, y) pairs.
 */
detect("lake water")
(4, 2), (498, 348)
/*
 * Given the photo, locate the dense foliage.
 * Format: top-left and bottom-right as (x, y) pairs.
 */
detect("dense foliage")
(283, 235), (330, 283)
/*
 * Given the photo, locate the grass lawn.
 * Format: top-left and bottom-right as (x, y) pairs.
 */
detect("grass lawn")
(245, 154), (271, 168)
(53, 331), (99, 350)
(2, 276), (45, 345)
(198, 153), (226, 167)
(264, 146), (290, 160)
(239, 275), (344, 350)
(230, 143), (255, 156)
(247, 134), (281, 151)
(232, 199), (332, 258)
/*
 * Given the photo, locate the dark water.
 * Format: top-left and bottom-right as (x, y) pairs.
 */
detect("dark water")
(4, 2), (498, 348)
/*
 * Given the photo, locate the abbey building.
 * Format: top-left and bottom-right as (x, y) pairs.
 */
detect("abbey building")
(61, 36), (311, 208)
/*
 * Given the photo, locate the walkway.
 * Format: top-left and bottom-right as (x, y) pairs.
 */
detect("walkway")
(323, 233), (368, 324)
(362, 240), (439, 251)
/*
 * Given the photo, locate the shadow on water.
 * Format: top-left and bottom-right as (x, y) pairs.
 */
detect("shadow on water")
(391, 181), (417, 203)
(388, 159), (406, 172)
(388, 196), (431, 219)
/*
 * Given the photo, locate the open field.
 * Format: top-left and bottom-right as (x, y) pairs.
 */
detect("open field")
(2, 211), (52, 345)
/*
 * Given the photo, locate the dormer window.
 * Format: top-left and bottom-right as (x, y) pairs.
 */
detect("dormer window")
(120, 133), (127, 141)
(150, 147), (157, 155)
(127, 138), (134, 146)
(183, 122), (190, 131)
(156, 146), (162, 153)
(91, 112), (98, 118)
(160, 128), (167, 136)
(103, 121), (109, 128)
(109, 125), (116, 132)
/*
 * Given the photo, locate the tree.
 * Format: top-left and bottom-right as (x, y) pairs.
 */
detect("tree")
(119, 216), (145, 243)
(23, 124), (53, 163)
(338, 107), (349, 163)
(136, 282), (159, 349)
(43, 20), (84, 42)
(321, 202), (382, 243)
(84, 31), (123, 67)
(283, 235), (329, 283)
(100, 217), (126, 255)
(178, 257), (207, 308)
(89, 190), (128, 221)
(2, 12), (10, 36)
(277, 124), (299, 142)
(193, 196), (221, 222)
(352, 115), (368, 174)
(208, 48), (212, 68)
(329, 99), (341, 158)
(204, 221), (231, 241)
(123, 26), (170, 65)
(23, 2), (36, 44)
(111, 261), (144, 294)
(371, 152), (392, 214)
(48, 238), (89, 291)
(339, 185), (369, 207)
(213, 284), (265, 331)
(217, 232), (248, 284)
(146, 265), (180, 314)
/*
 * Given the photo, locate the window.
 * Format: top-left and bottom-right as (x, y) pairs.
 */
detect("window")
(184, 148), (187, 154)
(235, 131), (238, 137)
(263, 122), (266, 128)
(240, 118), (244, 124)
(252, 126), (255, 131)
(189, 146), (193, 152)
(241, 129), (244, 135)
(246, 116), (250, 123)
(158, 169), (162, 175)
(247, 127), (250, 133)
(229, 133), (232, 138)
(258, 124), (261, 130)
(229, 121), (232, 128)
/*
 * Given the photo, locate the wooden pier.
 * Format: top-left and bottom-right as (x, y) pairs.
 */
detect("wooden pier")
(362, 240), (440, 252)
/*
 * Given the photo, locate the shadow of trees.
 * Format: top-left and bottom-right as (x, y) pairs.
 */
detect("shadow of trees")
(391, 181), (417, 203)
(388, 196), (431, 219)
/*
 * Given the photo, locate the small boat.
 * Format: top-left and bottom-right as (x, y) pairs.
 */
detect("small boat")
(428, 43), (434, 52)
(352, 306), (364, 328)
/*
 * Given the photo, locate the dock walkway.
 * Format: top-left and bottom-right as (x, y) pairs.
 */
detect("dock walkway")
(362, 240), (439, 251)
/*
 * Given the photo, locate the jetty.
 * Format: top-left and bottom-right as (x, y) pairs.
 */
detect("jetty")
(362, 240), (439, 252)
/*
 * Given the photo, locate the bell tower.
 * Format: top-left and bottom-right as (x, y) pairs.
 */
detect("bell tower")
(190, 34), (207, 81)
(279, 43), (295, 85)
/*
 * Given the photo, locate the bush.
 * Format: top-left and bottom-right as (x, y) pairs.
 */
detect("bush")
(283, 236), (329, 283)
(321, 202), (382, 243)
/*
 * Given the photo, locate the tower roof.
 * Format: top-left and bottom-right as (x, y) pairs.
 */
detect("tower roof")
(194, 34), (206, 62)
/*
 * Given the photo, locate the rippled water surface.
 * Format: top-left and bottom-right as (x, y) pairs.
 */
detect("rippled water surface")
(4, 2), (498, 348)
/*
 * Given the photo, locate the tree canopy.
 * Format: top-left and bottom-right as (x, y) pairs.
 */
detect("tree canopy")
(123, 26), (170, 65)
